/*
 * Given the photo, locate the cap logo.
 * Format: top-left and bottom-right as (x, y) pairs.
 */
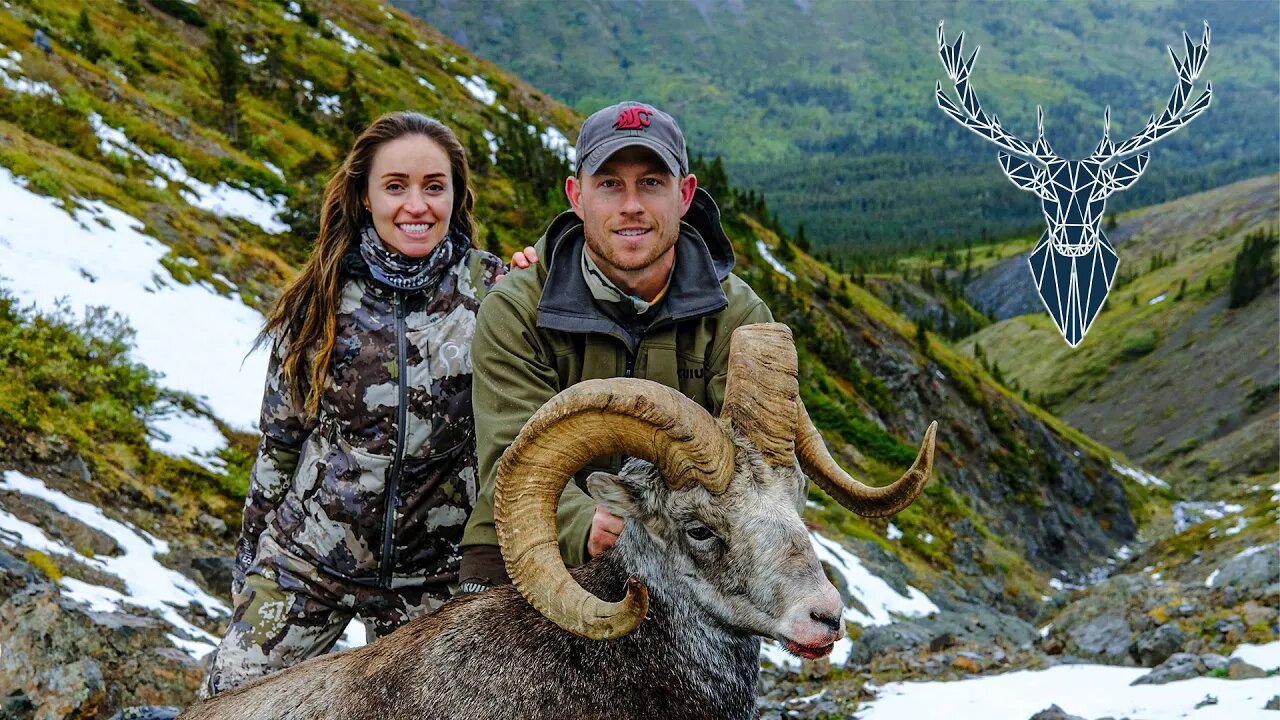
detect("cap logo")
(614, 106), (653, 131)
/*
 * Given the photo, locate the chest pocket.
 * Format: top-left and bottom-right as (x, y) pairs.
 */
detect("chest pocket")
(402, 304), (477, 462)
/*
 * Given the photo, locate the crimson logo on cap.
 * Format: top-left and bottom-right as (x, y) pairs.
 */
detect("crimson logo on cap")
(614, 106), (653, 130)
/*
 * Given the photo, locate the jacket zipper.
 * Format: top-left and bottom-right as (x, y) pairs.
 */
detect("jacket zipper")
(380, 292), (409, 589)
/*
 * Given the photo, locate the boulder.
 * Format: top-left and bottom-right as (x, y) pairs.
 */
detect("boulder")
(0, 585), (203, 717)
(1131, 652), (1204, 685)
(1027, 705), (1088, 720)
(1209, 543), (1279, 601)
(1133, 623), (1186, 667)
(1066, 612), (1133, 665)
(1225, 658), (1267, 680)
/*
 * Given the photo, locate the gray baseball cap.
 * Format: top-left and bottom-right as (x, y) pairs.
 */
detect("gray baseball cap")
(575, 101), (689, 177)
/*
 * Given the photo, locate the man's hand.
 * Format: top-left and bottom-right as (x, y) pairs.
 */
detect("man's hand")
(586, 505), (624, 558)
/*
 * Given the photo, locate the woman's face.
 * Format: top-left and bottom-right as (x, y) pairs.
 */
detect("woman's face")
(363, 134), (454, 258)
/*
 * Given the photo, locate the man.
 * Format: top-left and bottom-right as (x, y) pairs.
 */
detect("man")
(458, 101), (772, 589)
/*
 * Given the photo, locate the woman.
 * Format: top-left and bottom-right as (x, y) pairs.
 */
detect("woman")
(203, 112), (504, 696)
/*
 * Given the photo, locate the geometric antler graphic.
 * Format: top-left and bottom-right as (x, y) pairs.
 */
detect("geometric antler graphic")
(936, 21), (1212, 346)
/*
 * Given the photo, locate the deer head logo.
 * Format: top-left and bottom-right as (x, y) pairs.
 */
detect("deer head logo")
(936, 22), (1212, 346)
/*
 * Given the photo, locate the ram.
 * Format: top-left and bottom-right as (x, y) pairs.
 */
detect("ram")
(180, 323), (936, 720)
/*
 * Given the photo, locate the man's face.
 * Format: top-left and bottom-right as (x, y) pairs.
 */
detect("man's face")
(565, 146), (697, 284)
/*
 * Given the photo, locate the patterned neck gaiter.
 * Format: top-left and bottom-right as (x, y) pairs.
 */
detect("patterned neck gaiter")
(358, 222), (464, 292)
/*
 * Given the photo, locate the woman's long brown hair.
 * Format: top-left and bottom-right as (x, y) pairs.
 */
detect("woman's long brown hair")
(258, 112), (477, 416)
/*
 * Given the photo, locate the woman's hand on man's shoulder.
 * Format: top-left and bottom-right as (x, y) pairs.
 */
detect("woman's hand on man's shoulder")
(495, 246), (539, 283)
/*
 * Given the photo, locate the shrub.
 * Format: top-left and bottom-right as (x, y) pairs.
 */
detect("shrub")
(1119, 329), (1158, 359)
(152, 0), (207, 26)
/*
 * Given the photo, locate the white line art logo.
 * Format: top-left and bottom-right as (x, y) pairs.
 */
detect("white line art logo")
(935, 22), (1213, 346)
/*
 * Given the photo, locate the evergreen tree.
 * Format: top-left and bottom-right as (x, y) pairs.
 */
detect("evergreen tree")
(339, 64), (370, 142)
(795, 222), (809, 252)
(974, 342), (989, 371)
(1174, 277), (1187, 301)
(990, 361), (1004, 384)
(776, 236), (796, 262)
(208, 25), (243, 144)
(1228, 229), (1279, 308)
(914, 317), (929, 353)
(484, 227), (503, 257)
(75, 8), (105, 63)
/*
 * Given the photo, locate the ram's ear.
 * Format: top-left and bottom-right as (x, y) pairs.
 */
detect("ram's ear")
(586, 472), (643, 518)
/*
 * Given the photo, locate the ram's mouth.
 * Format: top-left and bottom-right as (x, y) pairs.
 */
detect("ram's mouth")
(781, 639), (835, 660)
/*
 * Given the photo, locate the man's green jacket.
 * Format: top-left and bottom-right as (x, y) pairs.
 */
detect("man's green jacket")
(459, 188), (772, 575)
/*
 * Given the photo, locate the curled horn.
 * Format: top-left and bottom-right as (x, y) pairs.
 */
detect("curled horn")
(797, 402), (937, 517)
(495, 379), (734, 640)
(720, 323), (799, 467)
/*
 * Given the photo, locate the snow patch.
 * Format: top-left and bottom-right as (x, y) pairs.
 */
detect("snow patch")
(456, 74), (497, 105)
(240, 47), (267, 65)
(856, 651), (1280, 720)
(1148, 293), (1166, 305)
(0, 49), (60, 100)
(540, 126), (576, 165)
(886, 523), (903, 540)
(148, 406), (228, 473)
(325, 20), (373, 54)
(755, 240), (797, 281)
(0, 166), (268, 432)
(1173, 501), (1244, 533)
(1110, 461), (1169, 489)
(87, 113), (287, 234)
(316, 94), (341, 115)
(481, 129), (499, 164)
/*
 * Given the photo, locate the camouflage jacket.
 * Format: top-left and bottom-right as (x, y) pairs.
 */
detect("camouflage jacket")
(234, 245), (503, 593)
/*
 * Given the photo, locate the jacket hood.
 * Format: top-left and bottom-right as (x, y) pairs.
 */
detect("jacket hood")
(532, 187), (737, 350)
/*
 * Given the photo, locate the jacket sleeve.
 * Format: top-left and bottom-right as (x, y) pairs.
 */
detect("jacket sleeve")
(233, 338), (316, 599)
(460, 289), (597, 573)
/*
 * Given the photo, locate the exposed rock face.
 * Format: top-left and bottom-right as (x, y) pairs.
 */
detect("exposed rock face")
(1210, 543), (1279, 603)
(0, 582), (203, 719)
(846, 601), (1037, 668)
(1047, 574), (1150, 665)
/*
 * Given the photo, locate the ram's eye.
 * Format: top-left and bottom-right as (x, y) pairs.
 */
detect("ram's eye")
(686, 525), (716, 542)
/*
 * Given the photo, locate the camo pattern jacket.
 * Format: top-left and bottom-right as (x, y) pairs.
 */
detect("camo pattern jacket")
(233, 247), (503, 594)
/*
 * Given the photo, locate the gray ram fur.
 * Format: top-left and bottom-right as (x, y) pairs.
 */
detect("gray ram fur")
(180, 443), (832, 720)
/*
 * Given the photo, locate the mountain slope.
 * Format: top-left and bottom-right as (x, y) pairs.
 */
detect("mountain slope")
(0, 2), (1266, 717)
(962, 174), (1279, 500)
(396, 0), (1279, 255)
